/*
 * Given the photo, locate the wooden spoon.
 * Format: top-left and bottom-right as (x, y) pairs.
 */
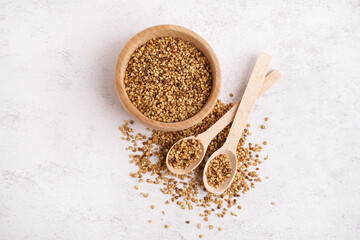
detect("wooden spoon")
(166, 68), (280, 175)
(203, 53), (272, 194)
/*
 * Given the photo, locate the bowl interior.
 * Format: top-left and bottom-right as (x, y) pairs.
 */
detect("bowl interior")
(115, 25), (221, 131)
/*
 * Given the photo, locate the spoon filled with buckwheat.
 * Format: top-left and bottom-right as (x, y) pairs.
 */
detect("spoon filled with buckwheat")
(203, 52), (272, 194)
(166, 59), (279, 177)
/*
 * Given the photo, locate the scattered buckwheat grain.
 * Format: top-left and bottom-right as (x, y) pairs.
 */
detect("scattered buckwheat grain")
(119, 100), (267, 223)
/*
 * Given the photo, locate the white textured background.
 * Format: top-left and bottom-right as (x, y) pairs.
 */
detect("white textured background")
(1, 1), (360, 239)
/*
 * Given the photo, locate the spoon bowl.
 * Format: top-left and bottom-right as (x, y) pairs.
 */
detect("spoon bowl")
(203, 149), (238, 194)
(165, 136), (207, 175)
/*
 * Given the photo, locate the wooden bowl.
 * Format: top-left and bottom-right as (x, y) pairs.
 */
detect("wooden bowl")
(115, 25), (221, 131)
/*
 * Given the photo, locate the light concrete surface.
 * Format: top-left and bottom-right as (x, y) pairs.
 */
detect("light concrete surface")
(1, 0), (360, 239)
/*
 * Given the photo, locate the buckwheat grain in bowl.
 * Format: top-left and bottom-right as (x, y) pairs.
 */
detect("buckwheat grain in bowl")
(124, 36), (212, 123)
(116, 25), (221, 131)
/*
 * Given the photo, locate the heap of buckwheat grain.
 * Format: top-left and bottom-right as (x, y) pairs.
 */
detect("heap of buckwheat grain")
(205, 154), (232, 188)
(119, 100), (268, 232)
(168, 139), (203, 169)
(124, 36), (212, 123)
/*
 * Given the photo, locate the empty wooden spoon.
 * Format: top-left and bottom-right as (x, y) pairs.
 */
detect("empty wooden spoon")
(203, 53), (272, 194)
(166, 68), (280, 175)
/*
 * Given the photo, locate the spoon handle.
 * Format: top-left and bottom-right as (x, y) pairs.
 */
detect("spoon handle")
(199, 69), (280, 146)
(223, 53), (272, 150)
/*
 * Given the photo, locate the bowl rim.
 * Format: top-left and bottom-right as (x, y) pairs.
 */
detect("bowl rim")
(115, 24), (221, 131)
